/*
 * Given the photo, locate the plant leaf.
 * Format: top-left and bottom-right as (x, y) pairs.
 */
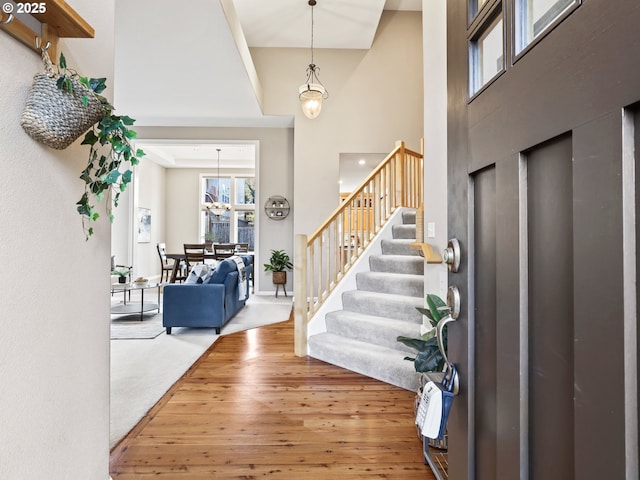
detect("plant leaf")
(121, 170), (132, 184)
(397, 335), (437, 352)
(105, 170), (121, 184)
(79, 172), (92, 184)
(416, 306), (435, 323)
(124, 129), (137, 139)
(76, 203), (91, 216)
(414, 348), (443, 373)
(120, 115), (135, 126)
(89, 77), (107, 94)
(426, 294), (448, 323)
(59, 52), (67, 69)
(422, 329), (436, 341)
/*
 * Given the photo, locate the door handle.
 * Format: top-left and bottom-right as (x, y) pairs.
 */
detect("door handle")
(446, 285), (461, 319)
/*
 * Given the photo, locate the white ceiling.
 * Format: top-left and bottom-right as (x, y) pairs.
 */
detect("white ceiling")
(339, 152), (387, 192)
(140, 141), (256, 169)
(121, 0), (422, 168)
(233, 0), (422, 49)
(236, 0), (384, 50)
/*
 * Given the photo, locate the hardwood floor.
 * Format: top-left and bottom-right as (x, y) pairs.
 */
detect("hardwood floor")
(110, 317), (434, 479)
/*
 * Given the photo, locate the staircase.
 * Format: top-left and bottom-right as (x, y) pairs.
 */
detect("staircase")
(308, 210), (424, 392)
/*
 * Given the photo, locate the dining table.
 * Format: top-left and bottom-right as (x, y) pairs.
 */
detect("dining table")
(165, 251), (255, 283)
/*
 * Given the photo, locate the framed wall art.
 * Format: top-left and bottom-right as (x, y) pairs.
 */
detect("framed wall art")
(137, 208), (151, 243)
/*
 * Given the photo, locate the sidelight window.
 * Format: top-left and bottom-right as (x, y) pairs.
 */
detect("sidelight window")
(515, 0), (580, 55)
(470, 11), (504, 97)
(469, 0), (490, 22)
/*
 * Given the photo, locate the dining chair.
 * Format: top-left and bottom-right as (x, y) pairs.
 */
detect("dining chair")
(157, 243), (186, 283)
(183, 243), (206, 273)
(111, 261), (133, 300)
(213, 243), (236, 259)
(234, 243), (249, 253)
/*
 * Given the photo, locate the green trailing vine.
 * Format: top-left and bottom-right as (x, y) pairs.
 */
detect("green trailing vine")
(56, 53), (145, 239)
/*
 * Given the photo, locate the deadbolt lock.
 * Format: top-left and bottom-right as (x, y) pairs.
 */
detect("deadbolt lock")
(442, 238), (461, 273)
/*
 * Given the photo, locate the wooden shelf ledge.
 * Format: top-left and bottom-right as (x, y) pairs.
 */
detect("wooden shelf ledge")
(0, 0), (94, 60)
(32, 0), (94, 38)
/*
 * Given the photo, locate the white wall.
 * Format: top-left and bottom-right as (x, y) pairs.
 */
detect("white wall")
(111, 185), (132, 267)
(423, 0), (449, 298)
(251, 10), (424, 236)
(132, 159), (166, 279)
(0, 1), (114, 478)
(134, 126), (294, 294)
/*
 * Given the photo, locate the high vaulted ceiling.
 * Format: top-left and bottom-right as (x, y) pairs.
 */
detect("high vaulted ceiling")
(115, 0), (421, 127)
(114, 0), (421, 166)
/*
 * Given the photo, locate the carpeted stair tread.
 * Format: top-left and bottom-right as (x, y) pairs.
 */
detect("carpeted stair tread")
(369, 254), (424, 275)
(308, 333), (421, 392)
(392, 224), (416, 239)
(342, 290), (424, 323)
(402, 210), (416, 224)
(308, 208), (423, 392)
(325, 309), (422, 353)
(356, 271), (424, 297)
(381, 238), (421, 256)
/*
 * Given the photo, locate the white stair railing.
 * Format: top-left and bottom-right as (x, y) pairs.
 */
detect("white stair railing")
(294, 140), (424, 355)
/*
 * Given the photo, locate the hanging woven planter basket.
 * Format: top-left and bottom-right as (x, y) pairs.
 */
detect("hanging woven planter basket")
(20, 49), (105, 150)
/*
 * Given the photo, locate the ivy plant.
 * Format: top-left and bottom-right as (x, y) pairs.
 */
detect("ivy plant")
(57, 53), (145, 239)
(397, 294), (450, 373)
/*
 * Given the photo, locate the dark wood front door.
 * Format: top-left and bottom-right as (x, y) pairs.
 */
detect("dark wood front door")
(446, 1), (640, 479)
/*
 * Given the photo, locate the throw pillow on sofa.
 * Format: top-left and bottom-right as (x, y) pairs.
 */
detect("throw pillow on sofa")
(185, 263), (214, 284)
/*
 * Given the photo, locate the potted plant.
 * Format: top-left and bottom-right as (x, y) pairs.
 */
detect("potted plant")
(397, 293), (450, 373)
(22, 52), (144, 240)
(263, 249), (293, 285)
(112, 267), (131, 284)
(397, 293), (452, 450)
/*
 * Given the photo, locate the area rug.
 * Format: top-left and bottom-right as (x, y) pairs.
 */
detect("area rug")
(110, 313), (164, 340)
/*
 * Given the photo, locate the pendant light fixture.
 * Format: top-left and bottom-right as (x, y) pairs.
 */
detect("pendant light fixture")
(299, 0), (328, 119)
(202, 148), (231, 216)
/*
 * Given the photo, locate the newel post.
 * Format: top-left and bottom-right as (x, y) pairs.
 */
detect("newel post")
(395, 140), (406, 206)
(294, 234), (308, 356)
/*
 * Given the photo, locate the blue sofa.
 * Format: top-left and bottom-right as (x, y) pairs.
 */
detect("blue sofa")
(162, 256), (252, 334)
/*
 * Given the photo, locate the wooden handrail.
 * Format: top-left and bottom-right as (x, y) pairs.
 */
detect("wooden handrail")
(307, 143), (423, 244)
(294, 140), (423, 356)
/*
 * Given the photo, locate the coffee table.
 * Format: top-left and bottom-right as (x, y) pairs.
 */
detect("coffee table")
(111, 282), (161, 321)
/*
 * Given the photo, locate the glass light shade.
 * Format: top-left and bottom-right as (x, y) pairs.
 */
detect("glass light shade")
(299, 83), (325, 119)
